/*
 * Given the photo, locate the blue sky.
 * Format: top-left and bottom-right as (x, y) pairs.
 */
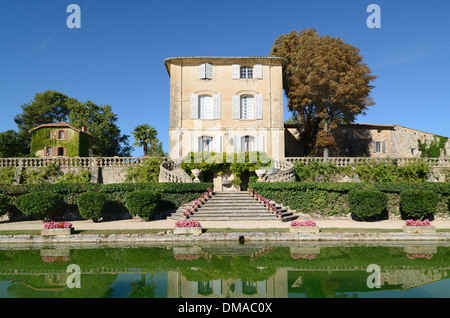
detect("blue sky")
(0, 0), (449, 156)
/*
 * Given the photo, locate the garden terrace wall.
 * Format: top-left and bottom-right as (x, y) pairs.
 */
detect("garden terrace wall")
(249, 182), (450, 218)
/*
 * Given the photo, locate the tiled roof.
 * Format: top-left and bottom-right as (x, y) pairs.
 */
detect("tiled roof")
(28, 122), (95, 138)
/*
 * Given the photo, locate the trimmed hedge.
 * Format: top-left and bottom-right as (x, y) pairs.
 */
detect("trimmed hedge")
(0, 182), (213, 220)
(347, 190), (388, 220)
(15, 191), (65, 221)
(125, 190), (161, 221)
(400, 190), (439, 219)
(250, 182), (449, 218)
(77, 192), (110, 222)
(0, 194), (9, 217)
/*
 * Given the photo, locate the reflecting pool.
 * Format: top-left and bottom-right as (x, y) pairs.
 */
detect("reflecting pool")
(0, 241), (449, 298)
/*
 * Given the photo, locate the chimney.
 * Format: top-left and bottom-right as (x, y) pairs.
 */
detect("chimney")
(81, 126), (86, 132)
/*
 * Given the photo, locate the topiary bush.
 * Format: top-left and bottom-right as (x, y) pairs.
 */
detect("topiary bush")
(15, 191), (65, 220)
(0, 194), (10, 217)
(347, 190), (388, 220)
(77, 191), (109, 222)
(400, 190), (439, 220)
(125, 190), (161, 221)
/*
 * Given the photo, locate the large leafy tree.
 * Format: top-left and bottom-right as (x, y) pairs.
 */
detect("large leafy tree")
(270, 29), (377, 156)
(0, 130), (30, 157)
(131, 124), (165, 157)
(68, 101), (132, 157)
(14, 91), (73, 134)
(13, 90), (131, 157)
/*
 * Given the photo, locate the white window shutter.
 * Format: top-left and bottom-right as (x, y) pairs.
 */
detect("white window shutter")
(191, 135), (199, 152)
(205, 63), (213, 79)
(254, 64), (263, 79)
(234, 135), (242, 152)
(232, 64), (240, 79)
(213, 94), (221, 119)
(198, 63), (206, 79)
(232, 95), (240, 119)
(213, 135), (222, 153)
(255, 94), (263, 119)
(190, 94), (199, 119)
(256, 135), (264, 152)
(382, 141), (386, 153)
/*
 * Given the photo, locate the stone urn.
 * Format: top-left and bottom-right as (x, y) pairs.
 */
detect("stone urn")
(255, 169), (266, 182)
(191, 169), (202, 183)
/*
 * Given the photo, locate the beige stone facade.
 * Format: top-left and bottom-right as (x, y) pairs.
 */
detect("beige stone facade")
(164, 56), (287, 160)
(285, 123), (450, 158)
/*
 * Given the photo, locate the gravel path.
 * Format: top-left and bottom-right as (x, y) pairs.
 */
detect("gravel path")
(1, 218), (450, 231)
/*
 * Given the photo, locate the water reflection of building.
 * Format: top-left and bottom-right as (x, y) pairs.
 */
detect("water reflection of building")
(168, 271), (282, 298)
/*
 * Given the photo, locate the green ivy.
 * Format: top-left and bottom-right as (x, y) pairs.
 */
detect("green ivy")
(30, 127), (90, 157)
(418, 135), (448, 158)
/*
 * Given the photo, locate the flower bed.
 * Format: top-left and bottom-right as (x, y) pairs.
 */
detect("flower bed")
(289, 219), (319, 234)
(290, 220), (317, 227)
(44, 221), (73, 229)
(174, 220), (202, 235)
(41, 221), (73, 236)
(405, 219), (431, 226)
(403, 219), (436, 234)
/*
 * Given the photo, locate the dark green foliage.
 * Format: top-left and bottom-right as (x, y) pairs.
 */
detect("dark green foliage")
(250, 182), (449, 217)
(77, 191), (109, 222)
(15, 191), (64, 220)
(400, 190), (439, 219)
(0, 194), (9, 217)
(125, 158), (164, 183)
(418, 135), (448, 158)
(347, 190), (388, 220)
(125, 190), (161, 221)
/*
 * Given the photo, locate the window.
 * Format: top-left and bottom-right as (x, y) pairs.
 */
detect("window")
(198, 63), (213, 80)
(199, 136), (213, 152)
(46, 147), (52, 156)
(57, 147), (65, 156)
(241, 136), (255, 152)
(198, 95), (213, 119)
(233, 94), (263, 120)
(240, 66), (253, 79)
(240, 95), (254, 120)
(57, 130), (65, 140)
(191, 94), (221, 119)
(232, 64), (263, 79)
(373, 141), (386, 153)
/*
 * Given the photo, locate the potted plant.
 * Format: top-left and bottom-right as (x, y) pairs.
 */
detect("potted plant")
(289, 220), (320, 234)
(277, 211), (282, 219)
(174, 220), (202, 235)
(403, 219), (436, 234)
(41, 220), (74, 236)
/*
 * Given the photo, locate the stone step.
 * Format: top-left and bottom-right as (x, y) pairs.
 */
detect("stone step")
(168, 191), (297, 222)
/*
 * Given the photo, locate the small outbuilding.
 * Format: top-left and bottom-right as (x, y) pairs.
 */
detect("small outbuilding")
(29, 122), (94, 157)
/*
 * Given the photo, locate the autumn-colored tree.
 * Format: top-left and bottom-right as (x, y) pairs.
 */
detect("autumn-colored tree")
(270, 29), (377, 156)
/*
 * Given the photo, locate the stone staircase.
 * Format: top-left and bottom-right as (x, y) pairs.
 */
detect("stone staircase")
(168, 191), (298, 222)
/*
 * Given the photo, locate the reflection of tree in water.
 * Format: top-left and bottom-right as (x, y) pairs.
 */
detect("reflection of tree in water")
(128, 273), (157, 298)
(320, 278), (340, 298)
(5, 274), (117, 298)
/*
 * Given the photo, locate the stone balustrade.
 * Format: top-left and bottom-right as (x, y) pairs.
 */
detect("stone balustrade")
(159, 158), (193, 183)
(0, 157), (168, 168)
(285, 157), (450, 168)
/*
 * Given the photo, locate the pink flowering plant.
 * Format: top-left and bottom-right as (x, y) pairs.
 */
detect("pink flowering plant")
(44, 221), (73, 229)
(405, 219), (431, 226)
(290, 220), (317, 227)
(175, 220), (202, 228)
